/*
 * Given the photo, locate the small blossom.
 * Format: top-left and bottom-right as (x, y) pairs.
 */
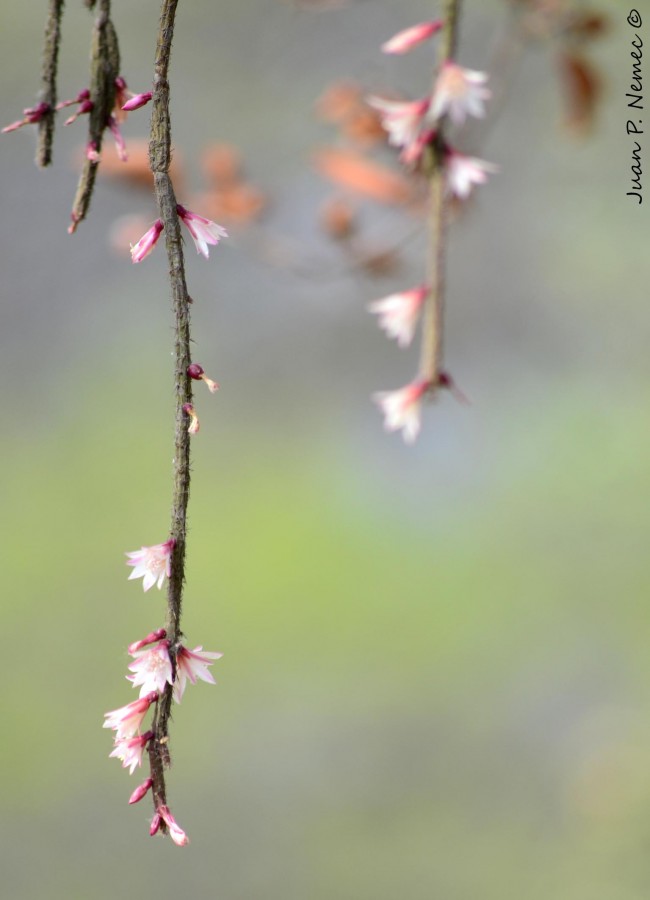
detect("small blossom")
(103, 692), (158, 740)
(150, 812), (162, 836)
(113, 76), (129, 119)
(182, 403), (200, 435)
(122, 91), (153, 112)
(187, 363), (219, 393)
(109, 731), (153, 775)
(55, 88), (90, 111)
(128, 628), (167, 655)
(63, 99), (93, 126)
(174, 644), (222, 702)
(86, 141), (100, 163)
(381, 19), (444, 54)
(430, 62), (490, 126)
(367, 96), (429, 151)
(2, 101), (50, 134)
(125, 539), (174, 592)
(158, 805), (189, 846)
(373, 379), (431, 444)
(400, 127), (435, 166)
(445, 149), (498, 198)
(128, 640), (173, 697)
(130, 219), (164, 263)
(129, 777), (153, 805)
(368, 286), (427, 348)
(176, 204), (228, 258)
(107, 114), (128, 161)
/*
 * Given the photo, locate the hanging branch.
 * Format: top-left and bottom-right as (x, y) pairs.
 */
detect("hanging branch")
(69, 0), (120, 232)
(36, 0), (65, 167)
(419, 0), (462, 388)
(145, 0), (192, 823)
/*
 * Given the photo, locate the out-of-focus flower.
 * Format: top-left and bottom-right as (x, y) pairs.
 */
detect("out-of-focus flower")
(125, 539), (174, 592)
(174, 644), (222, 702)
(129, 777), (153, 805)
(128, 640), (173, 697)
(2, 101), (50, 133)
(430, 62), (490, 125)
(63, 99), (93, 126)
(108, 115), (128, 162)
(122, 92), (153, 112)
(187, 363), (219, 393)
(128, 628), (167, 655)
(368, 286), (427, 348)
(176, 204), (228, 258)
(445, 150), (498, 198)
(103, 692), (158, 740)
(109, 731), (153, 775)
(399, 127), (435, 166)
(56, 89), (90, 111)
(158, 805), (189, 846)
(373, 379), (430, 444)
(381, 19), (444, 54)
(130, 219), (164, 263)
(367, 96), (429, 152)
(182, 403), (200, 435)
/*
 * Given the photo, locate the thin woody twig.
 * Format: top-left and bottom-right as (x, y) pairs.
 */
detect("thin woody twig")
(36, 0), (64, 168)
(69, 0), (120, 232)
(146, 0), (193, 828)
(419, 0), (462, 389)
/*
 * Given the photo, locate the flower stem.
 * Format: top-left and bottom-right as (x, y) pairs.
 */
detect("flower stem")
(147, 0), (193, 824)
(419, 0), (462, 387)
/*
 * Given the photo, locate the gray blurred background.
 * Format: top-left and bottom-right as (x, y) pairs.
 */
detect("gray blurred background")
(1, 1), (649, 898)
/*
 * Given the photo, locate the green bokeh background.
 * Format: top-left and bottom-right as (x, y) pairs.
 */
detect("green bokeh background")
(1, 1), (649, 897)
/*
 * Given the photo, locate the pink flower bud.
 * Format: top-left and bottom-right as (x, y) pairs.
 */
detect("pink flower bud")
(438, 371), (470, 404)
(150, 812), (162, 836)
(182, 403), (200, 435)
(129, 777), (153, 805)
(187, 363), (219, 393)
(86, 141), (100, 163)
(158, 805), (190, 846)
(128, 628), (167, 655)
(130, 219), (164, 264)
(64, 99), (93, 126)
(122, 92), (153, 112)
(2, 102), (50, 133)
(381, 19), (444, 54)
(107, 115), (128, 162)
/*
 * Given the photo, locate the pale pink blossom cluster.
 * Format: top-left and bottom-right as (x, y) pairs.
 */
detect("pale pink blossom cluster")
(103, 620), (221, 844)
(129, 205), (228, 263)
(367, 20), (491, 442)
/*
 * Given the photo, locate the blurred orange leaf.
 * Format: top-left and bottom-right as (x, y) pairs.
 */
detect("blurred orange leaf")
(313, 147), (414, 205)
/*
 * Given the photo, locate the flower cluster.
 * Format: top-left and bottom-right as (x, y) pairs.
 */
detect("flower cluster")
(130, 205), (228, 263)
(368, 19), (493, 442)
(102, 545), (222, 844)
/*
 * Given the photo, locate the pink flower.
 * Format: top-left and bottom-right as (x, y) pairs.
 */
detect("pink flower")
(381, 19), (444, 54)
(56, 88), (90, 111)
(103, 692), (158, 740)
(109, 731), (153, 775)
(158, 805), (189, 846)
(127, 640), (173, 697)
(129, 777), (153, 804)
(122, 91), (152, 112)
(176, 204), (228, 258)
(125, 539), (174, 591)
(368, 286), (427, 348)
(128, 628), (167, 655)
(63, 98), (93, 126)
(445, 150), (498, 198)
(182, 403), (200, 435)
(174, 644), (222, 702)
(367, 96), (429, 151)
(108, 115), (128, 161)
(187, 363), (219, 393)
(373, 379), (431, 444)
(399, 128), (435, 166)
(130, 219), (164, 263)
(2, 101), (50, 133)
(430, 62), (490, 126)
